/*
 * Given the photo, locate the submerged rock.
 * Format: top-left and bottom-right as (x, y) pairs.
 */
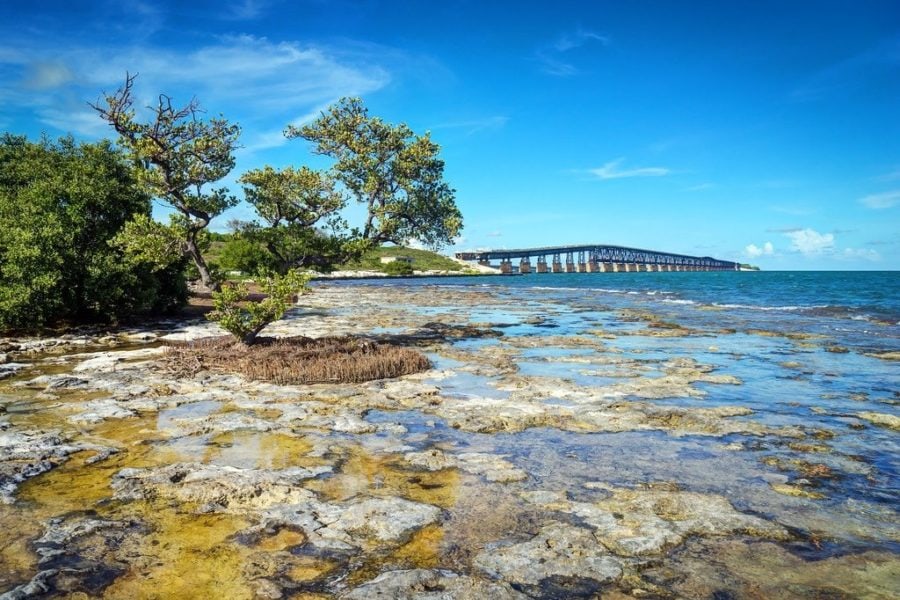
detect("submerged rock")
(260, 495), (442, 552)
(111, 463), (330, 510)
(475, 522), (623, 589)
(856, 411), (900, 431)
(341, 569), (526, 599)
(521, 485), (790, 556)
(404, 448), (527, 483)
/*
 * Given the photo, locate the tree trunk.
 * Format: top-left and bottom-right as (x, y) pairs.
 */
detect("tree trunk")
(185, 237), (220, 292)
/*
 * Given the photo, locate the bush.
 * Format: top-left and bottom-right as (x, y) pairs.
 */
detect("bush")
(218, 236), (274, 275)
(0, 135), (187, 330)
(207, 270), (310, 345)
(384, 260), (414, 276)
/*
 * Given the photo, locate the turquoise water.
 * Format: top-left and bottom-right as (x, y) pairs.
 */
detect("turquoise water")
(332, 271), (900, 555)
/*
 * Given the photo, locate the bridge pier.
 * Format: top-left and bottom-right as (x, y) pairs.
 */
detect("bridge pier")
(551, 256), (563, 273)
(587, 260), (601, 272)
(577, 261), (588, 273)
(519, 258), (531, 274)
(500, 259), (512, 274)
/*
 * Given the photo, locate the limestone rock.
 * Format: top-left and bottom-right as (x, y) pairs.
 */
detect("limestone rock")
(341, 569), (526, 600)
(475, 522), (623, 587)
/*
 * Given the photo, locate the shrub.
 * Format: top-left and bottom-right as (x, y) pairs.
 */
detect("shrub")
(218, 236), (274, 275)
(384, 260), (414, 276)
(0, 135), (187, 330)
(207, 270), (310, 345)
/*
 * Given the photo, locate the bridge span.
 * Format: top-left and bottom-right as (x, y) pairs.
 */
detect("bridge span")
(455, 245), (740, 274)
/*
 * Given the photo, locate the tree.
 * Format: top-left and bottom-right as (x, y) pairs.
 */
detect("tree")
(285, 97), (462, 249)
(0, 134), (186, 330)
(92, 73), (240, 290)
(207, 270), (310, 345)
(236, 166), (351, 273)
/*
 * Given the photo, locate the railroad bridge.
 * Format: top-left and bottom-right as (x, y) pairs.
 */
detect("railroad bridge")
(455, 245), (740, 274)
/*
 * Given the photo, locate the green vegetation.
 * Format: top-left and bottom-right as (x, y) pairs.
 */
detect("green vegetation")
(287, 97), (462, 250)
(208, 270), (310, 345)
(0, 135), (186, 330)
(340, 245), (463, 273)
(740, 263), (761, 271)
(0, 82), (463, 334)
(93, 73), (240, 290)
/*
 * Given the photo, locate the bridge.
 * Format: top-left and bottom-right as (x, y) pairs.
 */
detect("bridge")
(455, 245), (740, 274)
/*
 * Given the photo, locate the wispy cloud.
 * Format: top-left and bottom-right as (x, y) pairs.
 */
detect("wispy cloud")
(486, 230), (503, 238)
(0, 34), (391, 146)
(785, 228), (834, 256)
(536, 29), (608, 76)
(223, 0), (269, 20)
(744, 241), (774, 258)
(588, 158), (670, 180)
(791, 35), (900, 101)
(685, 182), (714, 191)
(433, 115), (509, 135)
(875, 168), (900, 182)
(859, 189), (900, 209)
(22, 61), (73, 90)
(841, 247), (881, 261)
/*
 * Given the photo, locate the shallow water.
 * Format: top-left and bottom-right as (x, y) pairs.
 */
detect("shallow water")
(1, 274), (898, 598)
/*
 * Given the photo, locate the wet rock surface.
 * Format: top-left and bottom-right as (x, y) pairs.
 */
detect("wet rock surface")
(0, 282), (897, 599)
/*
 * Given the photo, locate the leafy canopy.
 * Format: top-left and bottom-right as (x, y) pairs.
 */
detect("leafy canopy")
(92, 73), (240, 289)
(0, 134), (186, 330)
(286, 97), (463, 249)
(236, 166), (350, 272)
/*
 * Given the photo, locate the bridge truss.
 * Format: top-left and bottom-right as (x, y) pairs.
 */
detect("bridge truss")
(455, 245), (740, 273)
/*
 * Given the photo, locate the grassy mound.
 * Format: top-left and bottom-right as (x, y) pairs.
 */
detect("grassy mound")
(164, 336), (431, 384)
(339, 245), (463, 272)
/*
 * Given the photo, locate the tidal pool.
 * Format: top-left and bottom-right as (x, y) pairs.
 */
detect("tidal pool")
(1, 279), (898, 598)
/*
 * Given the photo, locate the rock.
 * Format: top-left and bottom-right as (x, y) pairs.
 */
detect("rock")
(111, 463), (330, 510)
(475, 522), (623, 588)
(261, 496), (441, 552)
(856, 411), (900, 431)
(0, 362), (27, 380)
(341, 569), (526, 600)
(404, 448), (527, 483)
(522, 485), (790, 556)
(0, 428), (87, 503)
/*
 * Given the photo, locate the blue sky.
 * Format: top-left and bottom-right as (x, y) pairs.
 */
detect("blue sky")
(2, 0), (899, 269)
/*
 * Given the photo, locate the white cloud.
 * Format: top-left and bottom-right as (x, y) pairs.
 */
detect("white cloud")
(0, 35), (391, 143)
(685, 182), (714, 191)
(589, 158), (670, 180)
(785, 228), (834, 255)
(859, 189), (900, 209)
(842, 247), (881, 261)
(536, 29), (609, 76)
(22, 61), (73, 90)
(433, 116), (509, 135)
(486, 231), (502, 237)
(744, 241), (774, 258)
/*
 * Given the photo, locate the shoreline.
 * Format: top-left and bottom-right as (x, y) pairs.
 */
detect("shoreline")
(0, 282), (897, 598)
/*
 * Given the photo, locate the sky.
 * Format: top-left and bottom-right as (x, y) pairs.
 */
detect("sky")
(2, 0), (899, 270)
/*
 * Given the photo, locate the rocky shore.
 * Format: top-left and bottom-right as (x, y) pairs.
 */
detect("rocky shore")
(0, 283), (897, 599)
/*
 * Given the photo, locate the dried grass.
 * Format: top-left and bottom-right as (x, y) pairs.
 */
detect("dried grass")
(164, 335), (430, 384)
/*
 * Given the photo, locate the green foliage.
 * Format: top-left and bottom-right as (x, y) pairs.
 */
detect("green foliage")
(237, 165), (350, 273)
(340, 245), (463, 273)
(383, 260), (414, 276)
(207, 270), (311, 345)
(0, 134), (186, 330)
(93, 73), (240, 289)
(286, 97), (463, 249)
(218, 236), (274, 275)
